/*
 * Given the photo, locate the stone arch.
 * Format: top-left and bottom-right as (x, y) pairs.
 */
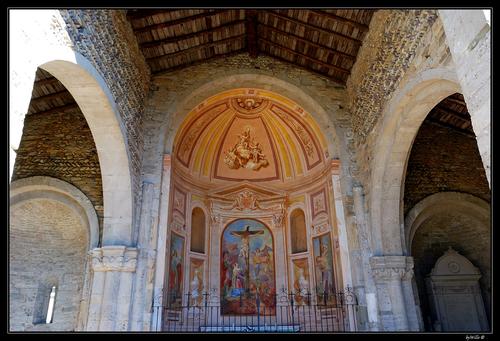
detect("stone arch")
(9, 23), (133, 245)
(369, 68), (462, 255)
(163, 73), (343, 161)
(405, 192), (490, 253)
(9, 176), (97, 331)
(405, 192), (490, 331)
(10, 176), (100, 249)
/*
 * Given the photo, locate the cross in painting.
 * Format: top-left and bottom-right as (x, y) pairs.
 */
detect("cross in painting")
(230, 225), (264, 296)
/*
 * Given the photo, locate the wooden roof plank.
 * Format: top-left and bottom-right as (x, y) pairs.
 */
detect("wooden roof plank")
(260, 37), (351, 74)
(259, 22), (356, 60)
(140, 19), (246, 48)
(133, 9), (230, 33)
(146, 33), (246, 62)
(265, 10), (363, 46)
(310, 10), (369, 32)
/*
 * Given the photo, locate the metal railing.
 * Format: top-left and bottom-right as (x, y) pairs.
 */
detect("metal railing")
(152, 287), (357, 333)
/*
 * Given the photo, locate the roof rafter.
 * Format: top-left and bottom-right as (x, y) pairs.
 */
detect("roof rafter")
(259, 37), (351, 75)
(265, 10), (363, 46)
(147, 33), (246, 62)
(309, 10), (370, 32)
(140, 19), (246, 49)
(259, 22), (356, 60)
(133, 9), (231, 33)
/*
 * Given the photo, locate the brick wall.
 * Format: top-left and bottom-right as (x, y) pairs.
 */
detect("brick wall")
(12, 107), (104, 236)
(9, 200), (88, 331)
(404, 120), (490, 215)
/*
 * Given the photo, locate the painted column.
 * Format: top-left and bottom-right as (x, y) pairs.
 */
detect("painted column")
(151, 154), (172, 331)
(330, 160), (356, 331)
(272, 211), (287, 293)
(370, 256), (414, 331)
(353, 186), (379, 331)
(86, 246), (138, 331)
(439, 10), (491, 185)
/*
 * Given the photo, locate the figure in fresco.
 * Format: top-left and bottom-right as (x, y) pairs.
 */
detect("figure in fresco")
(224, 127), (269, 171)
(221, 219), (276, 315)
(230, 225), (264, 295)
(190, 267), (203, 305)
(316, 243), (332, 295)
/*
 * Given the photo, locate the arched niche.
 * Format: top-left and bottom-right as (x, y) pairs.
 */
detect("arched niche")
(190, 207), (206, 254)
(290, 208), (307, 254)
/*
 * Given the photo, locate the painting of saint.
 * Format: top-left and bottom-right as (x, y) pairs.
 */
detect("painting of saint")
(168, 232), (185, 307)
(189, 258), (204, 306)
(220, 219), (276, 315)
(292, 258), (310, 305)
(313, 233), (336, 304)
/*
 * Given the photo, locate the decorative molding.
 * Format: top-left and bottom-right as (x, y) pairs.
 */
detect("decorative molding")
(90, 246), (138, 272)
(272, 210), (285, 229)
(330, 159), (341, 175)
(311, 222), (329, 235)
(370, 256), (414, 282)
(228, 190), (263, 210)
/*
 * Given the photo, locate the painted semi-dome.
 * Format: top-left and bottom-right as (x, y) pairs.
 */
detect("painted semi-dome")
(173, 89), (330, 188)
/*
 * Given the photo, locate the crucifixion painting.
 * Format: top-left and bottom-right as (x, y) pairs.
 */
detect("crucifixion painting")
(221, 219), (276, 315)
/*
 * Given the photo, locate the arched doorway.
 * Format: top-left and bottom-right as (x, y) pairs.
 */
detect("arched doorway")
(403, 92), (491, 331)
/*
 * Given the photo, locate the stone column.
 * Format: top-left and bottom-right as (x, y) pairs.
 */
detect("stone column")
(130, 182), (159, 331)
(150, 154), (172, 331)
(330, 160), (356, 331)
(86, 246), (138, 331)
(439, 10), (491, 185)
(353, 186), (379, 331)
(370, 256), (414, 331)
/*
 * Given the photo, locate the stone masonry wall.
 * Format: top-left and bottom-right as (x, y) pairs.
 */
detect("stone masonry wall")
(354, 12), (453, 200)
(12, 107), (104, 237)
(10, 199), (88, 331)
(347, 9), (438, 144)
(60, 9), (151, 221)
(404, 121), (491, 215)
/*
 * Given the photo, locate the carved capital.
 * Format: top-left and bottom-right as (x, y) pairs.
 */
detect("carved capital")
(90, 246), (138, 272)
(370, 256), (414, 282)
(272, 212), (284, 229)
(331, 159), (341, 175)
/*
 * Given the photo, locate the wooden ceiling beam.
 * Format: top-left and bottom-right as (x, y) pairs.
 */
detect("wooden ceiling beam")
(259, 22), (356, 60)
(265, 10), (363, 46)
(426, 116), (475, 136)
(28, 103), (79, 116)
(245, 9), (259, 58)
(33, 77), (60, 87)
(146, 33), (246, 62)
(30, 90), (71, 105)
(442, 96), (467, 107)
(309, 10), (370, 32)
(435, 103), (471, 120)
(140, 19), (246, 48)
(133, 9), (230, 33)
(259, 37), (351, 75)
